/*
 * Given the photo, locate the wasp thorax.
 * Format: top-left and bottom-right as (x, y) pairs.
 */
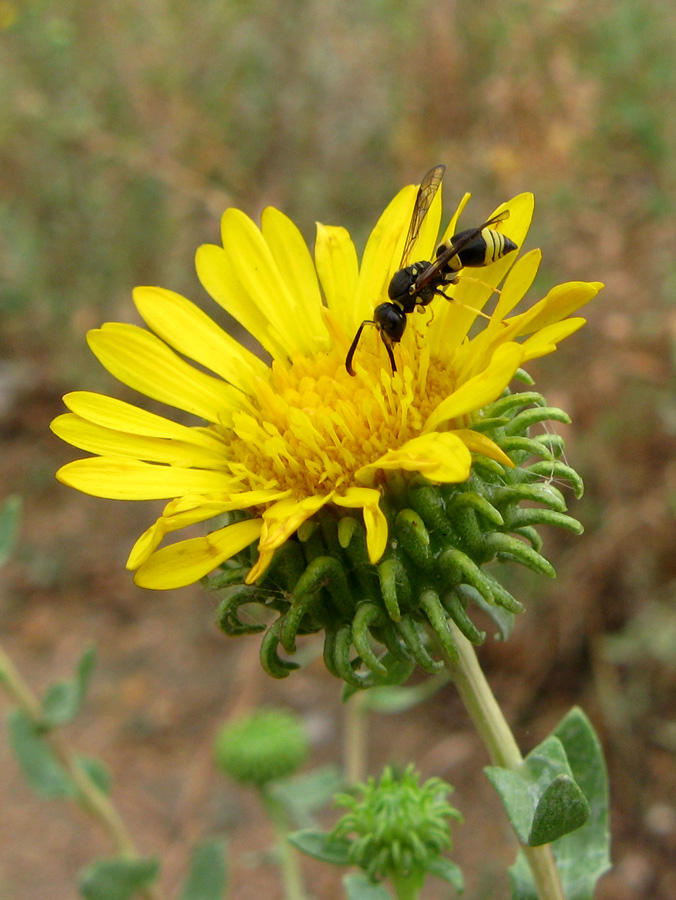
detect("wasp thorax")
(388, 267), (415, 303)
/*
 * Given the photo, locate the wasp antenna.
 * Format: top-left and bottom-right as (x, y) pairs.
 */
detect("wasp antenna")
(346, 320), (375, 376)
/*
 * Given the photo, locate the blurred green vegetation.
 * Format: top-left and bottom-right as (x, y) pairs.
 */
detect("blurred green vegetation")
(3, 0), (676, 361)
(2, 2), (676, 894)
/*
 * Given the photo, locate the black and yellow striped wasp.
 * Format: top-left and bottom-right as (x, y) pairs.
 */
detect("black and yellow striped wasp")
(345, 165), (518, 376)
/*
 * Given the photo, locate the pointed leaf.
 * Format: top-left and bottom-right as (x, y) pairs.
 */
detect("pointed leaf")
(270, 766), (344, 827)
(359, 674), (449, 714)
(78, 857), (160, 900)
(179, 840), (228, 900)
(486, 736), (589, 846)
(42, 646), (97, 727)
(529, 774), (590, 845)
(509, 708), (611, 900)
(287, 829), (352, 866)
(7, 709), (75, 798)
(425, 856), (465, 891)
(343, 872), (394, 900)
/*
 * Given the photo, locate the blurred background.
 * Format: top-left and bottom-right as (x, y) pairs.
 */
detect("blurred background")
(1, 0), (676, 897)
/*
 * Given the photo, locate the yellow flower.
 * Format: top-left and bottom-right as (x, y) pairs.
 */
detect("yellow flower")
(51, 176), (602, 590)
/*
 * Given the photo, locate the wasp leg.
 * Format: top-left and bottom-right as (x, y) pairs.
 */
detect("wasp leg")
(462, 275), (503, 296)
(433, 288), (492, 321)
(380, 333), (397, 374)
(415, 304), (436, 328)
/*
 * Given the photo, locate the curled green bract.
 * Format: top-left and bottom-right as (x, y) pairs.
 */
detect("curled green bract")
(206, 389), (583, 686)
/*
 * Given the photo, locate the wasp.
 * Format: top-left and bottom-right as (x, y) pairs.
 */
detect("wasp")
(345, 165), (518, 376)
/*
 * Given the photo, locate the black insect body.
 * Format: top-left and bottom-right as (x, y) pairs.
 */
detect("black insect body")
(345, 165), (518, 376)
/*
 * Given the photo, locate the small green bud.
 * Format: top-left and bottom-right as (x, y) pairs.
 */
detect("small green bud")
(331, 765), (462, 883)
(214, 708), (309, 788)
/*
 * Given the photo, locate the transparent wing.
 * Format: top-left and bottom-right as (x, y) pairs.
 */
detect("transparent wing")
(399, 165), (445, 268)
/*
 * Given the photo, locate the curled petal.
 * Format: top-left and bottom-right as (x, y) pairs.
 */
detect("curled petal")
(246, 493), (334, 583)
(334, 487), (388, 563)
(453, 429), (515, 468)
(357, 433), (472, 485)
(133, 519), (263, 589)
(127, 489), (291, 569)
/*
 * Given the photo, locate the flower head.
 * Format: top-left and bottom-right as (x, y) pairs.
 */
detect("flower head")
(52, 174), (601, 597)
(214, 708), (309, 787)
(331, 764), (462, 885)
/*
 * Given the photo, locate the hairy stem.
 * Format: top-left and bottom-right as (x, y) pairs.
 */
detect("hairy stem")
(437, 622), (566, 900)
(0, 643), (162, 900)
(261, 789), (307, 900)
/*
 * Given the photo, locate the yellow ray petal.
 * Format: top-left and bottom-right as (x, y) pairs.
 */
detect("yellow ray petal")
(424, 342), (524, 433)
(493, 249), (542, 320)
(133, 518), (263, 589)
(127, 489), (290, 568)
(351, 183), (418, 327)
(195, 242), (288, 360)
(521, 318), (586, 360)
(334, 487), (388, 563)
(440, 191), (472, 241)
(88, 324), (242, 424)
(62, 392), (224, 450)
(453, 429), (515, 468)
(314, 223), (359, 320)
(356, 432), (472, 485)
(219, 208), (319, 356)
(51, 414), (228, 468)
(56, 457), (238, 500)
(261, 207), (329, 346)
(506, 281), (603, 336)
(132, 286), (267, 393)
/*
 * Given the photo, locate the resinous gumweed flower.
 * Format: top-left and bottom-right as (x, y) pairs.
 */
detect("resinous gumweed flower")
(52, 173), (601, 683)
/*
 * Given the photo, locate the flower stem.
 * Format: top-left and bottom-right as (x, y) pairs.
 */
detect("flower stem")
(261, 789), (307, 900)
(436, 621), (566, 900)
(0, 642), (162, 900)
(390, 869), (424, 900)
(344, 690), (368, 783)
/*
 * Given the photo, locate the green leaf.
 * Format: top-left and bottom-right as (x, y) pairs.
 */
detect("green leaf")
(343, 872), (393, 900)
(425, 856), (465, 891)
(0, 495), (21, 567)
(42, 645), (97, 727)
(78, 857), (160, 900)
(270, 765), (344, 827)
(360, 674), (449, 714)
(486, 735), (589, 846)
(7, 708), (75, 798)
(509, 708), (611, 900)
(287, 829), (352, 866)
(529, 775), (590, 845)
(179, 840), (228, 900)
(79, 755), (112, 795)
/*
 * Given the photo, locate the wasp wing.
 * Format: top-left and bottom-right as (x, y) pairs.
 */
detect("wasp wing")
(398, 164), (445, 268)
(414, 209), (511, 292)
